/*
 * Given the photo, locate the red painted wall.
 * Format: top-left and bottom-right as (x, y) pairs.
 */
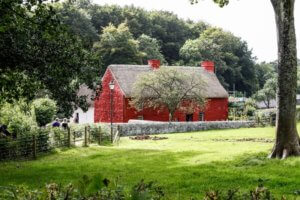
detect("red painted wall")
(94, 69), (125, 123)
(94, 69), (228, 123)
(204, 98), (228, 121)
(122, 98), (228, 122)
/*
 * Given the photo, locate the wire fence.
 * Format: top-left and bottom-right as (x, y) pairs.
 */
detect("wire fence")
(0, 125), (116, 161)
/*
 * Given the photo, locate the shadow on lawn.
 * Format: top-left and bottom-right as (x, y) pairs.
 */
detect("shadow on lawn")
(0, 147), (300, 199)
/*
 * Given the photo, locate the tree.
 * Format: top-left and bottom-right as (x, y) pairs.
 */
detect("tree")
(269, 0), (299, 158)
(130, 67), (206, 121)
(93, 23), (143, 74)
(137, 34), (166, 64)
(180, 27), (257, 95)
(55, 1), (98, 48)
(190, 0), (299, 159)
(255, 62), (276, 89)
(0, 0), (100, 117)
(253, 76), (277, 108)
(87, 4), (210, 64)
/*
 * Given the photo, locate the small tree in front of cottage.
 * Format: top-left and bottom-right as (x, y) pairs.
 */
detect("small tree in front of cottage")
(130, 67), (206, 121)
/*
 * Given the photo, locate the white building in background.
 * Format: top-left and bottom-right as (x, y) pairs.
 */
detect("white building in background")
(70, 85), (95, 124)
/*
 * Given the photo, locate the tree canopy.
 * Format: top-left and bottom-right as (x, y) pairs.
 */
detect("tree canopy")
(137, 34), (166, 64)
(180, 28), (257, 95)
(0, 0), (100, 116)
(93, 23), (143, 74)
(253, 76), (277, 108)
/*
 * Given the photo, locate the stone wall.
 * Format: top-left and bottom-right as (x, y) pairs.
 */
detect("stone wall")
(114, 121), (256, 136)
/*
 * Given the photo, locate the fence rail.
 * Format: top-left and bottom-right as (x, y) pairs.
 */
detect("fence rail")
(0, 126), (114, 161)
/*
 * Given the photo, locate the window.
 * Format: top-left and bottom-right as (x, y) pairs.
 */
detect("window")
(199, 112), (205, 121)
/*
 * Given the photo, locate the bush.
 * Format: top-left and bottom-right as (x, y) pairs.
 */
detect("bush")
(32, 98), (57, 127)
(52, 127), (68, 147)
(0, 102), (36, 137)
(0, 177), (296, 200)
(244, 98), (257, 117)
(0, 176), (164, 200)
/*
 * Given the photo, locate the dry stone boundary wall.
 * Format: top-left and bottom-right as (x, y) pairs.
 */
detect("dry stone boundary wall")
(114, 121), (256, 136)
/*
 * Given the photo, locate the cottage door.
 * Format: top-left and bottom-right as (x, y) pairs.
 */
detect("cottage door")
(186, 114), (193, 122)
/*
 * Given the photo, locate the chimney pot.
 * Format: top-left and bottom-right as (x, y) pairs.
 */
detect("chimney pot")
(148, 59), (160, 69)
(201, 61), (215, 73)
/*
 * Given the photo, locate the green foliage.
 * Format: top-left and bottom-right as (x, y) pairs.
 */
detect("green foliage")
(0, 127), (51, 160)
(32, 98), (57, 127)
(180, 27), (257, 95)
(52, 127), (67, 146)
(228, 101), (246, 121)
(69, 123), (111, 144)
(255, 62), (276, 89)
(88, 4), (209, 64)
(131, 67), (206, 120)
(56, 1), (98, 48)
(2, 126), (300, 198)
(137, 34), (166, 64)
(0, 176), (164, 200)
(0, 0), (101, 117)
(131, 180), (164, 200)
(244, 98), (257, 117)
(0, 101), (36, 137)
(93, 23), (142, 73)
(190, 0), (230, 7)
(253, 76), (277, 109)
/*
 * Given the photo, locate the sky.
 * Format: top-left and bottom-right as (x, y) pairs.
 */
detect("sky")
(93, 0), (300, 63)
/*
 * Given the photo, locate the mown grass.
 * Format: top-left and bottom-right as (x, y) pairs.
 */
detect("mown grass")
(1, 125), (300, 199)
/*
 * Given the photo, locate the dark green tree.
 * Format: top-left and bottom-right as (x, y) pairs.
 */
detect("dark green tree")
(137, 34), (166, 64)
(255, 62), (276, 89)
(93, 23), (143, 73)
(0, 0), (100, 117)
(180, 27), (257, 95)
(253, 76), (277, 108)
(55, 1), (98, 48)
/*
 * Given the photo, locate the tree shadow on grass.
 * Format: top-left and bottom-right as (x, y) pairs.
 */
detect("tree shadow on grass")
(0, 148), (300, 199)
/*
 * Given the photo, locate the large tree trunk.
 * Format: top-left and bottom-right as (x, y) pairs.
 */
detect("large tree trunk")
(269, 0), (300, 159)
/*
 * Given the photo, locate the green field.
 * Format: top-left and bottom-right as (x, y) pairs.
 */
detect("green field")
(1, 125), (300, 199)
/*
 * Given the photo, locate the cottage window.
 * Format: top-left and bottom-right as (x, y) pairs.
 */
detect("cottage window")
(199, 112), (205, 121)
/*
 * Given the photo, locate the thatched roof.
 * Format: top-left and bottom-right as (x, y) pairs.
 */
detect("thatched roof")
(109, 65), (228, 98)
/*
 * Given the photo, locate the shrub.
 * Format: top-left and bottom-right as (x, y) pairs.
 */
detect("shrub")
(0, 176), (164, 200)
(0, 177), (296, 200)
(52, 127), (67, 147)
(244, 98), (257, 117)
(0, 102), (36, 137)
(32, 98), (57, 127)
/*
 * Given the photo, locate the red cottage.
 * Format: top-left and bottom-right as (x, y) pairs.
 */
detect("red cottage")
(94, 60), (229, 123)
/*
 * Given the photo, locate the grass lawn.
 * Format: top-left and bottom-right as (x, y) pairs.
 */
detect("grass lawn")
(1, 125), (300, 199)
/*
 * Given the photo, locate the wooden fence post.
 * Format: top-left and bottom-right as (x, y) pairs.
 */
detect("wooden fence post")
(98, 127), (102, 145)
(32, 135), (37, 160)
(88, 126), (91, 144)
(67, 127), (71, 148)
(73, 131), (76, 146)
(84, 126), (88, 147)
